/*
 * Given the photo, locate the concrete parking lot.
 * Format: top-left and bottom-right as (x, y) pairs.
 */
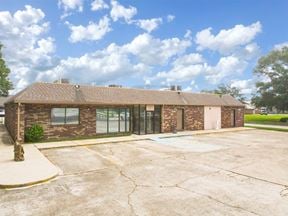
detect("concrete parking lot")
(1, 129), (288, 215)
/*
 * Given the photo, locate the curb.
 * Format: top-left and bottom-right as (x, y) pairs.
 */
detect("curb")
(36, 127), (253, 150)
(0, 173), (58, 189)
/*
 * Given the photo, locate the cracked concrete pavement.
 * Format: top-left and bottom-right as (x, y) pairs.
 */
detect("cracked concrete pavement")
(0, 129), (288, 215)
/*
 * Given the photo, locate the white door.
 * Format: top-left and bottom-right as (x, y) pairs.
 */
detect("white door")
(204, 106), (221, 130)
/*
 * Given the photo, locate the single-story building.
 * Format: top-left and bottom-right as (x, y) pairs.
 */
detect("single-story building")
(5, 82), (244, 143)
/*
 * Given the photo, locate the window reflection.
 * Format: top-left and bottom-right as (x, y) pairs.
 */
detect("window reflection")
(96, 108), (130, 134)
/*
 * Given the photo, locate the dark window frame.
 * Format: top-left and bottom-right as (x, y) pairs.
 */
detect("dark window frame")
(96, 107), (131, 134)
(51, 107), (80, 125)
(132, 105), (162, 135)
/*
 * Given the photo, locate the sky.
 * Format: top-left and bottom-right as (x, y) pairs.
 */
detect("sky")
(0, 0), (287, 96)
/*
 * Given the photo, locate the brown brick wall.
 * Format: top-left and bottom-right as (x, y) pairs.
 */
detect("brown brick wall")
(24, 104), (97, 140)
(162, 105), (204, 132)
(221, 106), (244, 128)
(184, 106), (204, 130)
(5, 103), (17, 141)
(5, 103), (25, 143)
(5, 102), (244, 143)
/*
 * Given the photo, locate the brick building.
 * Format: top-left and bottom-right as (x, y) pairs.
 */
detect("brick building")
(5, 82), (244, 143)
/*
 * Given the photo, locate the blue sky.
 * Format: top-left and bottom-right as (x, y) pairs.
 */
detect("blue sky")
(1, 0), (287, 95)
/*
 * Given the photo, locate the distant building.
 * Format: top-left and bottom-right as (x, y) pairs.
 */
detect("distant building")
(244, 103), (260, 114)
(0, 97), (9, 124)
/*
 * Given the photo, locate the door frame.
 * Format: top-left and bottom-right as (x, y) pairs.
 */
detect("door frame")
(132, 105), (162, 135)
(145, 111), (155, 134)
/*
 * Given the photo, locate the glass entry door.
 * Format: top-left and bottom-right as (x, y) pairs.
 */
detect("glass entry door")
(132, 105), (161, 134)
(146, 111), (154, 134)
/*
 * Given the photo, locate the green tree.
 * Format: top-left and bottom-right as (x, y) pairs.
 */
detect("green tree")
(202, 84), (246, 103)
(252, 46), (288, 112)
(0, 44), (13, 96)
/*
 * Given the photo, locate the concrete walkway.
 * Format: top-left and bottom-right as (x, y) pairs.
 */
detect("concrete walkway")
(33, 127), (253, 150)
(0, 126), (59, 189)
(245, 123), (288, 130)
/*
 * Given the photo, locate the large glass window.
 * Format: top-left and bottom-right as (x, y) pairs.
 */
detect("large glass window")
(126, 109), (130, 132)
(96, 108), (130, 134)
(109, 109), (119, 133)
(51, 108), (79, 125)
(139, 105), (146, 135)
(119, 108), (126, 132)
(96, 108), (108, 133)
(133, 105), (139, 134)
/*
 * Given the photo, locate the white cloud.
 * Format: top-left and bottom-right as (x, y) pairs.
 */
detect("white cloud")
(135, 18), (162, 33)
(184, 30), (192, 39)
(195, 21), (262, 55)
(37, 33), (192, 86)
(35, 37), (56, 54)
(124, 33), (191, 65)
(58, 0), (84, 18)
(230, 79), (255, 94)
(155, 53), (206, 83)
(91, 0), (109, 11)
(37, 43), (149, 84)
(205, 56), (247, 84)
(183, 81), (199, 92)
(167, 15), (175, 22)
(67, 16), (111, 43)
(274, 42), (288, 50)
(172, 53), (204, 66)
(110, 0), (137, 23)
(240, 43), (260, 60)
(1, 4), (261, 94)
(0, 5), (57, 93)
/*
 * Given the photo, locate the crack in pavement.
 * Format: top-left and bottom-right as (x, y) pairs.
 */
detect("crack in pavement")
(119, 170), (138, 216)
(227, 170), (288, 187)
(175, 185), (261, 216)
(48, 142), (287, 215)
(116, 171), (261, 216)
(280, 187), (288, 198)
(177, 155), (288, 188)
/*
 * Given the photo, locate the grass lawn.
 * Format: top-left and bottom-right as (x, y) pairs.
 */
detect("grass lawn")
(245, 126), (288, 132)
(245, 114), (288, 126)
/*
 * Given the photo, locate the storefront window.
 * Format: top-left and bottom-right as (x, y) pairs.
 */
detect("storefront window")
(96, 108), (130, 134)
(119, 108), (126, 132)
(109, 109), (119, 133)
(96, 108), (108, 133)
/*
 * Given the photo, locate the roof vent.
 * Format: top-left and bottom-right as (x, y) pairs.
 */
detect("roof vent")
(54, 78), (70, 84)
(170, 85), (182, 91)
(108, 84), (123, 88)
(74, 84), (80, 90)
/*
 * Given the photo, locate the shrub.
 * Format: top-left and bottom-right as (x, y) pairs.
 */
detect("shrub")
(25, 124), (44, 142)
(280, 117), (288, 123)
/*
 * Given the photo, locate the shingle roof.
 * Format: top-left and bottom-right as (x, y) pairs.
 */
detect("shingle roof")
(6, 82), (244, 106)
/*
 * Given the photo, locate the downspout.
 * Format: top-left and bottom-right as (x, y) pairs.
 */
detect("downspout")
(17, 102), (21, 142)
